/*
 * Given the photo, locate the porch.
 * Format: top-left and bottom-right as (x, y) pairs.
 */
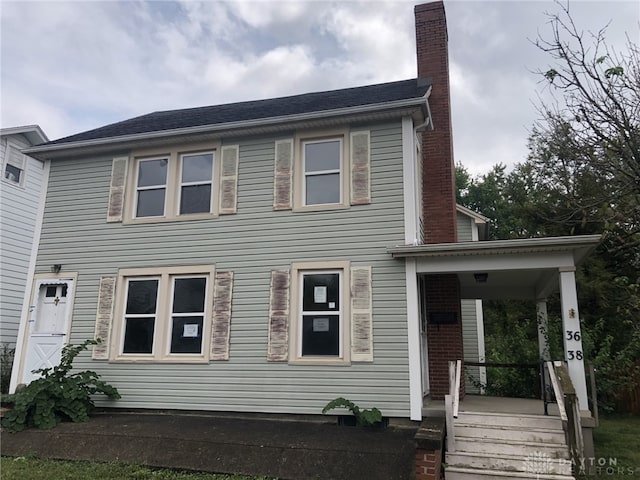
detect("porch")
(423, 394), (560, 417)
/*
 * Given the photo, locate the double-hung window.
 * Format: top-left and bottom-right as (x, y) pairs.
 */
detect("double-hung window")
(115, 266), (214, 362)
(292, 129), (350, 211)
(179, 152), (214, 215)
(135, 158), (168, 218)
(303, 139), (342, 206)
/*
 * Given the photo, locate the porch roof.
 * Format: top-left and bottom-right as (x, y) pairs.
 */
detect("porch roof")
(388, 235), (601, 300)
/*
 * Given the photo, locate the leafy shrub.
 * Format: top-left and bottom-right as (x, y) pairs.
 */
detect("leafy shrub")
(2, 339), (120, 432)
(1, 343), (15, 394)
(322, 397), (382, 426)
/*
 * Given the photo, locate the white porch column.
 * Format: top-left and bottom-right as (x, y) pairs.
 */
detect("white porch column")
(405, 258), (423, 421)
(559, 266), (589, 411)
(536, 300), (551, 361)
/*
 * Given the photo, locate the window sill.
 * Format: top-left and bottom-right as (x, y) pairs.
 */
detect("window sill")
(110, 356), (210, 364)
(292, 203), (350, 213)
(123, 212), (218, 225)
(288, 357), (351, 366)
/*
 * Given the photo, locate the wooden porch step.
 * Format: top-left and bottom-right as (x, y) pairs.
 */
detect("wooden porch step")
(445, 466), (575, 480)
(453, 424), (566, 444)
(456, 411), (563, 430)
(446, 451), (572, 474)
(454, 437), (570, 458)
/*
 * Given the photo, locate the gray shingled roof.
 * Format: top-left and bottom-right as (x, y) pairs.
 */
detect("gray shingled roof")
(44, 78), (430, 147)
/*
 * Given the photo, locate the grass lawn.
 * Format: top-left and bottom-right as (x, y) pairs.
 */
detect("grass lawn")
(0, 457), (276, 480)
(590, 414), (640, 479)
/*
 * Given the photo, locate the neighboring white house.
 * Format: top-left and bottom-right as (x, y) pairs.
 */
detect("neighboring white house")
(1, 125), (49, 348)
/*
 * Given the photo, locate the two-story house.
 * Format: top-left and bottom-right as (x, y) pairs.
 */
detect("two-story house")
(10, 2), (598, 425)
(1, 125), (49, 351)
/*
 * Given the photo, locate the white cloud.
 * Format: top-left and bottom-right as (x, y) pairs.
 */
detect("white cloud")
(1, 0), (637, 174)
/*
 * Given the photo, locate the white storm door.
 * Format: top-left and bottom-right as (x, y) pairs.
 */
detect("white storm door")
(22, 281), (72, 384)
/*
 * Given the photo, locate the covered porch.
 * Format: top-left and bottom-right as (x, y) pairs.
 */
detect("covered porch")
(389, 234), (601, 422)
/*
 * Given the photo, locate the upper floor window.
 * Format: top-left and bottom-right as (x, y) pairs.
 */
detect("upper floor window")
(303, 139), (342, 206)
(133, 151), (214, 219)
(292, 128), (351, 212)
(179, 152), (214, 215)
(109, 141), (239, 224)
(135, 157), (168, 217)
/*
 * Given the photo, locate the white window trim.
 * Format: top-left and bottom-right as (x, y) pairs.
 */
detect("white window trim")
(111, 265), (215, 363)
(124, 142), (221, 224)
(293, 128), (350, 212)
(289, 260), (351, 365)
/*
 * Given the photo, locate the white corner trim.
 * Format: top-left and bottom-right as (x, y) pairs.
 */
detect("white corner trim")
(405, 258), (422, 421)
(10, 160), (51, 392)
(401, 116), (418, 245)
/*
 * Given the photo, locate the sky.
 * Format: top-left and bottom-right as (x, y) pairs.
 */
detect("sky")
(1, 0), (638, 175)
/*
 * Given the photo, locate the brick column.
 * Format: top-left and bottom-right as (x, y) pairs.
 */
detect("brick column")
(415, 417), (445, 480)
(425, 274), (464, 400)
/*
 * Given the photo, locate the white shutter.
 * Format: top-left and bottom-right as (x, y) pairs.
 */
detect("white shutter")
(267, 270), (290, 361)
(210, 271), (234, 360)
(107, 156), (129, 222)
(351, 266), (373, 361)
(273, 139), (293, 210)
(93, 276), (116, 360)
(219, 145), (239, 215)
(350, 131), (371, 205)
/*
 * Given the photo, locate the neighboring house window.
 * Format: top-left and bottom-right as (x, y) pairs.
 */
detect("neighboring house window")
(114, 265), (215, 362)
(289, 260), (351, 365)
(3, 144), (26, 187)
(302, 139), (342, 206)
(293, 129), (350, 211)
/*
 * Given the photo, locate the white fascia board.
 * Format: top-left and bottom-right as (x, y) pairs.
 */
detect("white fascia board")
(389, 234), (602, 258)
(24, 96), (429, 159)
(0, 125), (49, 145)
(456, 204), (489, 224)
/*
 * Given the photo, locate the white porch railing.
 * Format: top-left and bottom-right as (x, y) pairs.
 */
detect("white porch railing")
(445, 359), (462, 452)
(546, 361), (585, 468)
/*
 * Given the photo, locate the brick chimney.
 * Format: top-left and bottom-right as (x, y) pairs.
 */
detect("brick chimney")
(415, 1), (457, 244)
(415, 1), (464, 400)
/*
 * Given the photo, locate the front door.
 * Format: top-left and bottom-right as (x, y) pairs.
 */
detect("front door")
(22, 281), (73, 384)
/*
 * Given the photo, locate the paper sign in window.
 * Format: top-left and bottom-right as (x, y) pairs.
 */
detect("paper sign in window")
(313, 318), (330, 332)
(183, 324), (199, 338)
(314, 286), (327, 303)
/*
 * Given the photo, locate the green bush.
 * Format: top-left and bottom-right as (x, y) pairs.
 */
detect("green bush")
(2, 339), (120, 432)
(322, 397), (382, 426)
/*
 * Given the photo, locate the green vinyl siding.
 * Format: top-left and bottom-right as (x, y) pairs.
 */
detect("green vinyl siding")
(34, 121), (410, 417)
